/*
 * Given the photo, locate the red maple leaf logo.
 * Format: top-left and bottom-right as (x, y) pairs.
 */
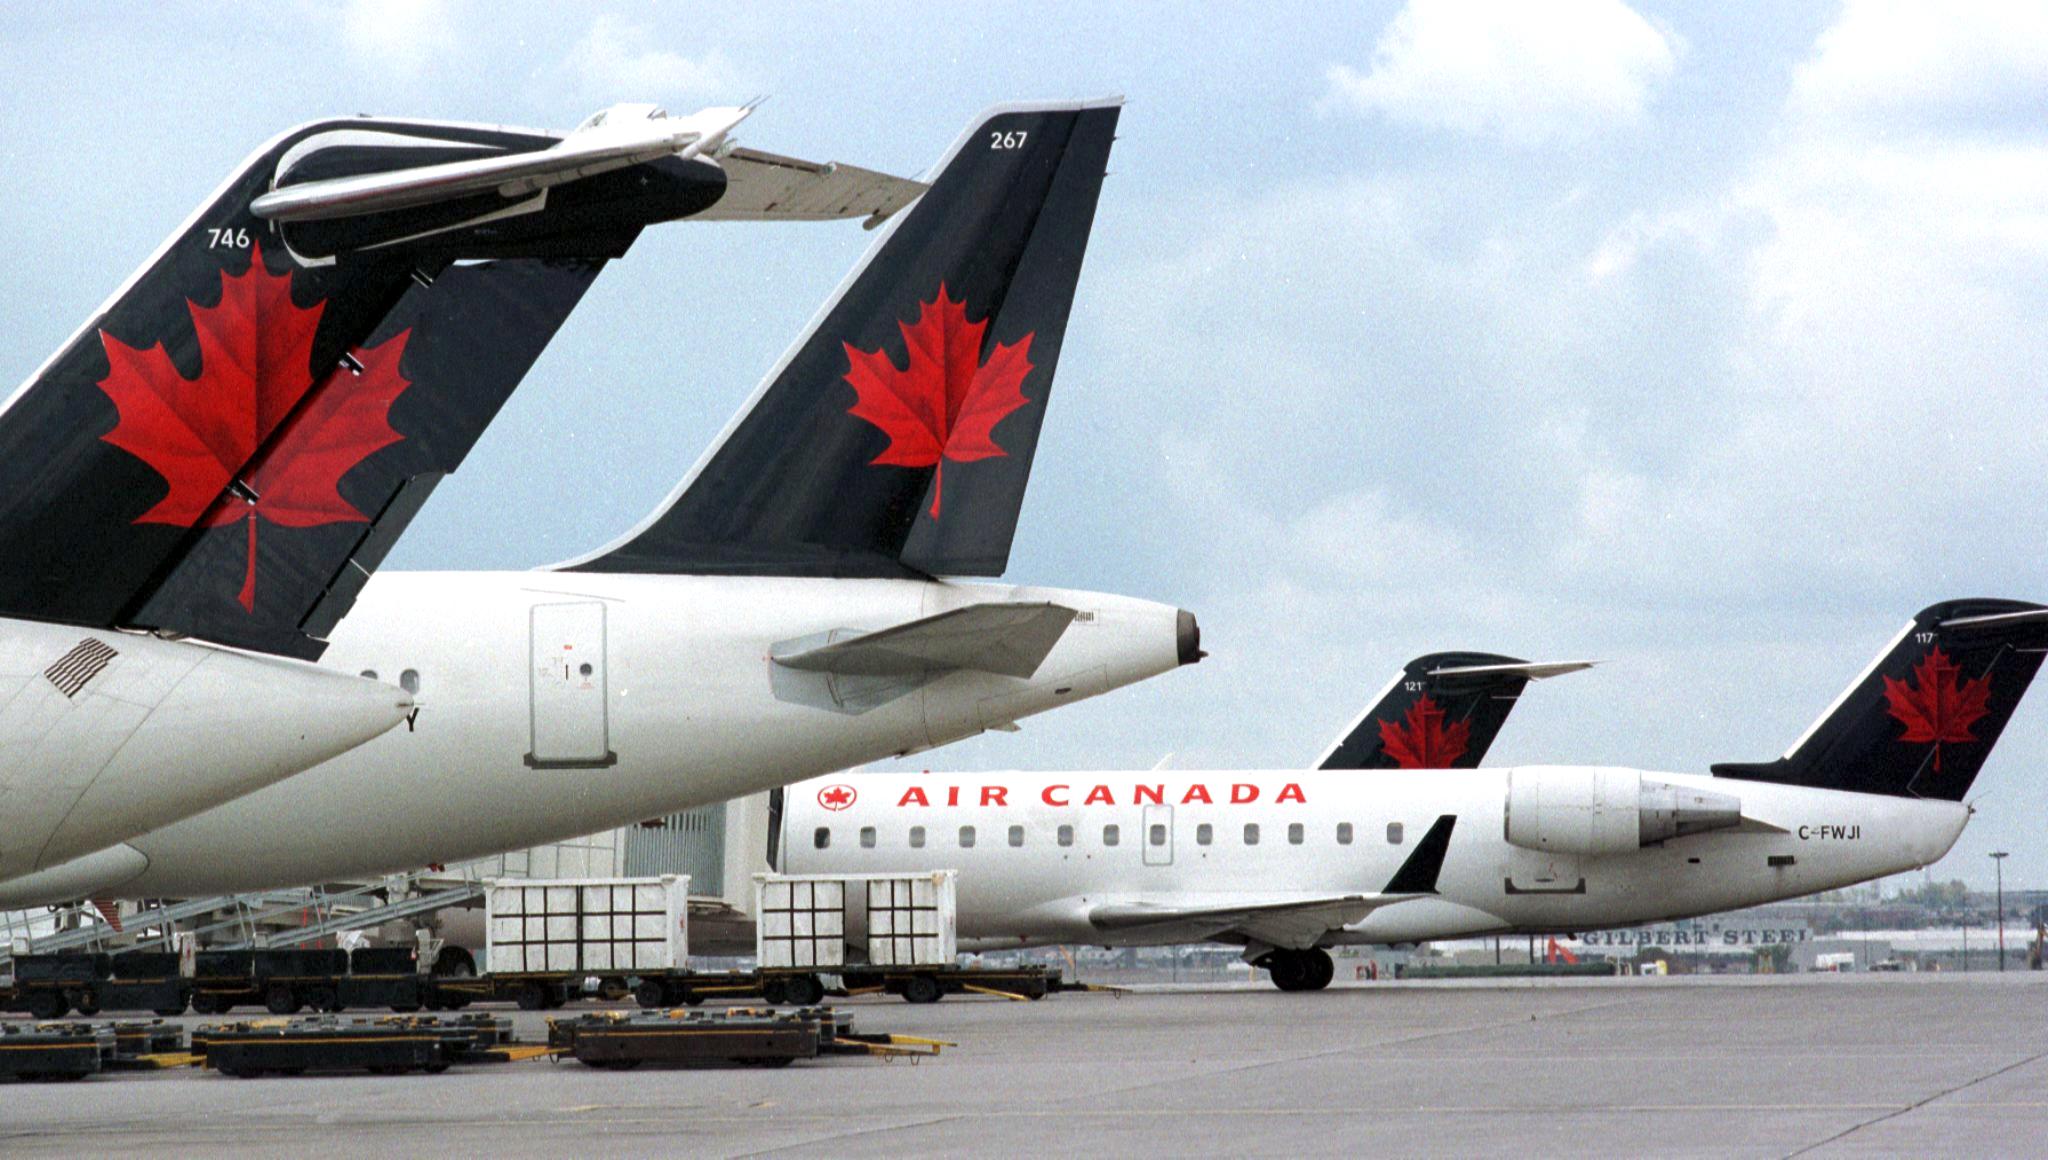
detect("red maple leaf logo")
(1882, 647), (1992, 772)
(842, 284), (1034, 518)
(817, 784), (857, 811)
(96, 245), (411, 611)
(1377, 695), (1471, 769)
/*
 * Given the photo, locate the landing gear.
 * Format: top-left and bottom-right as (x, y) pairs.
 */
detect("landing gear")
(1263, 948), (1334, 992)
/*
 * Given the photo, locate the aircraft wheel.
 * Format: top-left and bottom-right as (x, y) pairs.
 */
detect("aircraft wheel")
(901, 974), (943, 1005)
(1303, 949), (1335, 991)
(1265, 952), (1309, 992)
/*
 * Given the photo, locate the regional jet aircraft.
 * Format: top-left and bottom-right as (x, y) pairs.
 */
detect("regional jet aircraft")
(0, 99), (1201, 905)
(778, 601), (2042, 990)
(0, 102), (920, 893)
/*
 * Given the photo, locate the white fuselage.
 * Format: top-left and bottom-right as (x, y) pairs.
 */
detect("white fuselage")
(0, 618), (410, 889)
(776, 769), (1970, 949)
(2, 571), (1186, 902)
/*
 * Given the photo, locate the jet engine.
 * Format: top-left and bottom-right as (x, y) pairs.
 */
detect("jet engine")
(1504, 767), (1741, 856)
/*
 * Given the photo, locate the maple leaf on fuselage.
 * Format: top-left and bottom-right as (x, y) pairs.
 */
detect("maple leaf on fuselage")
(97, 244), (326, 526)
(842, 284), (1035, 518)
(1377, 695), (1471, 769)
(1882, 647), (1993, 772)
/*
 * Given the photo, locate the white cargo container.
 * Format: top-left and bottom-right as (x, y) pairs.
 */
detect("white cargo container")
(754, 871), (957, 970)
(485, 875), (688, 976)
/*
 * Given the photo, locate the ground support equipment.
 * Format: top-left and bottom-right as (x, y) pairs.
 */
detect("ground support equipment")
(0, 1022), (111, 1081)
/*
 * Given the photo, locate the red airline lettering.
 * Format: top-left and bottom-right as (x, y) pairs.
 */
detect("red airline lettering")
(1084, 785), (1114, 806)
(1181, 784), (1213, 805)
(1275, 783), (1306, 804)
(898, 787), (929, 808)
(1043, 784), (1070, 807)
(1134, 784), (1164, 806)
(1231, 783), (1258, 804)
(981, 785), (1008, 807)
(946, 786), (960, 807)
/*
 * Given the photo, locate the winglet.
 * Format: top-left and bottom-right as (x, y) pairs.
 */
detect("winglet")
(1381, 814), (1457, 895)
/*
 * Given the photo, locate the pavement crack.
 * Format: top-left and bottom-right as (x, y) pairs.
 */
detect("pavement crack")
(1782, 1046), (2048, 1158)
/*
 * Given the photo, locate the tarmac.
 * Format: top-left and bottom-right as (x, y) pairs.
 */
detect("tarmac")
(4, 972), (2047, 1157)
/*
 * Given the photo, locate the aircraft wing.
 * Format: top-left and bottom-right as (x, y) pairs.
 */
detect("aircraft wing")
(771, 602), (1078, 679)
(692, 146), (928, 225)
(1089, 894), (1403, 949)
(1087, 815), (1462, 949)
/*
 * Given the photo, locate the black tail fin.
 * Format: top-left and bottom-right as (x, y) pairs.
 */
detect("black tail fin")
(1713, 599), (2048, 801)
(0, 115), (723, 658)
(563, 99), (1123, 579)
(1316, 653), (1593, 770)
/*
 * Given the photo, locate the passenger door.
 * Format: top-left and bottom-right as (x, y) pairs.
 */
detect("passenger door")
(524, 601), (617, 769)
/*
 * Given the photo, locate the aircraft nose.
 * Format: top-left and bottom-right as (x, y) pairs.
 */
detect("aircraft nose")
(1177, 609), (1206, 666)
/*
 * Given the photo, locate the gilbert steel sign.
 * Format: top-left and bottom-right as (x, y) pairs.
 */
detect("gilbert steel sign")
(1580, 923), (1812, 949)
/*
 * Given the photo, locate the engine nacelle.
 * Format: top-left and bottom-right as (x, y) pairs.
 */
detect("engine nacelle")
(1504, 768), (1741, 856)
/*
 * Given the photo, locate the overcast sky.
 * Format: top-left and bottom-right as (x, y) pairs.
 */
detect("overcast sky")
(3, 2), (2045, 890)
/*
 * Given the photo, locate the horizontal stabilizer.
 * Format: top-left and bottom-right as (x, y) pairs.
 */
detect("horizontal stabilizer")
(771, 602), (1077, 679)
(695, 147), (929, 224)
(1428, 659), (1596, 680)
(252, 104), (750, 223)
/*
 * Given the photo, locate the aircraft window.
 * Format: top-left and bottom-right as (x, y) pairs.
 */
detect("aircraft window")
(1337, 822), (1353, 845)
(1244, 823), (1260, 845)
(1103, 824), (1120, 847)
(1387, 822), (1405, 845)
(859, 826), (876, 849)
(400, 669), (420, 694)
(360, 670), (378, 680)
(1057, 825), (1074, 847)
(578, 662), (594, 677)
(909, 826), (926, 849)
(1008, 825), (1024, 847)
(959, 825), (976, 848)
(1149, 824), (1167, 847)
(813, 827), (830, 850)
(1196, 823), (1213, 846)
(1288, 822), (1304, 845)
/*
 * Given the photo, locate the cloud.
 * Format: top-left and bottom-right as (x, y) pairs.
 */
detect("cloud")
(340, 0), (461, 78)
(1322, 0), (1679, 146)
(561, 15), (743, 107)
(1789, 0), (2048, 128)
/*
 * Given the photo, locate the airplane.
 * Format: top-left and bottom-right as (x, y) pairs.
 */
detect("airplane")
(773, 600), (2044, 991)
(0, 98), (1201, 907)
(0, 101), (923, 894)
